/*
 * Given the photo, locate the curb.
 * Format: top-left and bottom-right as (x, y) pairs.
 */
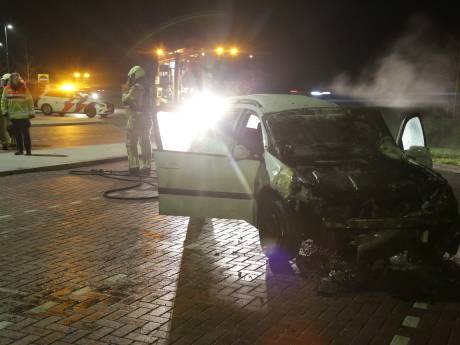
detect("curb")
(0, 157), (127, 177)
(31, 121), (106, 127)
(434, 163), (460, 174)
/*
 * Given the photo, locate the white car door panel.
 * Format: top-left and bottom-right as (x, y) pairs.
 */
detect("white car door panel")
(156, 150), (259, 222)
(154, 104), (263, 223)
(52, 97), (63, 110)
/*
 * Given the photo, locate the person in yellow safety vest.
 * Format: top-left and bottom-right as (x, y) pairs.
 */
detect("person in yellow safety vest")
(0, 74), (12, 150)
(1, 72), (34, 155)
(122, 65), (152, 175)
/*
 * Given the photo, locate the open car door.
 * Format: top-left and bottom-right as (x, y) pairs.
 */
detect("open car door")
(153, 104), (262, 223)
(396, 114), (433, 168)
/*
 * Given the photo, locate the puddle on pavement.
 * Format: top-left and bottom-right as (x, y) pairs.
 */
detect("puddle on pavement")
(0, 274), (139, 318)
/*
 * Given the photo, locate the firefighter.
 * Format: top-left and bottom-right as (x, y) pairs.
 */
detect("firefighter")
(1, 72), (35, 155)
(122, 65), (152, 175)
(0, 74), (12, 150)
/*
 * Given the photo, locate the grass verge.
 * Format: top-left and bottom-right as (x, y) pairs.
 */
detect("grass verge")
(431, 148), (460, 167)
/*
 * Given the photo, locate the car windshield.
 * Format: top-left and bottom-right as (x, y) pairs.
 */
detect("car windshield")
(266, 107), (398, 163)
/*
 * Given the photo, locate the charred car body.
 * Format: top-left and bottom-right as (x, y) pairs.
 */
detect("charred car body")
(154, 94), (460, 266)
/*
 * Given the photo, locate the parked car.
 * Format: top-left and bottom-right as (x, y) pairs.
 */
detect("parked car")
(153, 94), (460, 266)
(36, 89), (114, 118)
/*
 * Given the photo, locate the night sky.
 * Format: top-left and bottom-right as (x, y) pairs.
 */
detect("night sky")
(1, 0), (459, 90)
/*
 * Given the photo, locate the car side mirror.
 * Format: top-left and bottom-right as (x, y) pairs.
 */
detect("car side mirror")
(405, 146), (433, 169)
(396, 115), (432, 169)
(232, 144), (251, 160)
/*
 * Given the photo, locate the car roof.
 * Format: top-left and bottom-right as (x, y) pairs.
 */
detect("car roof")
(227, 94), (338, 114)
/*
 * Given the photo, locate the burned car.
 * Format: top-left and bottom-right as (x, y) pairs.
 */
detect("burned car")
(154, 94), (460, 266)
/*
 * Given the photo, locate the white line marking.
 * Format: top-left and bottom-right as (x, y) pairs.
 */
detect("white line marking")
(69, 200), (82, 205)
(413, 302), (429, 310)
(402, 315), (420, 328)
(390, 335), (410, 345)
(0, 215), (12, 220)
(0, 321), (13, 330)
(48, 205), (60, 209)
(24, 210), (38, 213)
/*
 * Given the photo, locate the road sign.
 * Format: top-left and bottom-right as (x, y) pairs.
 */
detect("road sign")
(37, 74), (50, 83)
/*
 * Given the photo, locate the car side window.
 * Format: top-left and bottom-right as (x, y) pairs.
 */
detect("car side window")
(188, 108), (241, 155)
(235, 111), (263, 157)
(156, 108), (241, 155)
(402, 116), (425, 150)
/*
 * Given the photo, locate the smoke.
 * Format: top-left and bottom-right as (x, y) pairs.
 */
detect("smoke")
(329, 15), (455, 107)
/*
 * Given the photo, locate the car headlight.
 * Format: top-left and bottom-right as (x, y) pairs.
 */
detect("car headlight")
(91, 92), (99, 100)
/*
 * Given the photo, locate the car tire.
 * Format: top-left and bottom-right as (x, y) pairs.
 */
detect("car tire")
(41, 104), (53, 115)
(258, 196), (302, 261)
(85, 105), (97, 118)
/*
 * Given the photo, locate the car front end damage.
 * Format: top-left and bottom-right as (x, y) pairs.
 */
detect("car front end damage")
(286, 161), (460, 266)
(322, 214), (460, 265)
(260, 107), (460, 267)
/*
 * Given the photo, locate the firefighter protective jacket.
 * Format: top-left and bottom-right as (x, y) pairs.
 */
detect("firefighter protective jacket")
(1, 84), (35, 120)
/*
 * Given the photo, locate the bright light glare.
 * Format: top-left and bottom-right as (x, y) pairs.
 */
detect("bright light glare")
(83, 72), (90, 78)
(215, 46), (224, 55)
(0, 43), (3, 47)
(229, 47), (239, 56)
(6, 24), (13, 29)
(91, 92), (99, 100)
(157, 93), (227, 151)
(73, 72), (81, 78)
(156, 48), (165, 56)
(59, 83), (75, 91)
(310, 91), (331, 96)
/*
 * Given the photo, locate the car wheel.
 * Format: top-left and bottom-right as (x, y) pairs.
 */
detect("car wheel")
(41, 104), (53, 115)
(85, 105), (97, 118)
(100, 114), (108, 118)
(258, 197), (302, 261)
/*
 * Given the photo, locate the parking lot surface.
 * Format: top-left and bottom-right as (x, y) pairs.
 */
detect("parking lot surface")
(1, 162), (460, 345)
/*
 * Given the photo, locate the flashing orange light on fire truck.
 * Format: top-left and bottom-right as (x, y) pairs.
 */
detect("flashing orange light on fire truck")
(154, 45), (257, 106)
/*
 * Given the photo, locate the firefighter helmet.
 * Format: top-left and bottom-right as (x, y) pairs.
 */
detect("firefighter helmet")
(127, 66), (145, 80)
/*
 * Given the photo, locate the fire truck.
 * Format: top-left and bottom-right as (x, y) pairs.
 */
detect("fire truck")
(154, 46), (258, 106)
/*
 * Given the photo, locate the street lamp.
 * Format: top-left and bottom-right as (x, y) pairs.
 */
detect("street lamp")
(4, 24), (13, 72)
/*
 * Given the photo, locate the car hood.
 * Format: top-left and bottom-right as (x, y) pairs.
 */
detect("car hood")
(294, 157), (452, 219)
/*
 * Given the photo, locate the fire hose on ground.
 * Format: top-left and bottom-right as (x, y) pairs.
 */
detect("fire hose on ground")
(69, 169), (158, 200)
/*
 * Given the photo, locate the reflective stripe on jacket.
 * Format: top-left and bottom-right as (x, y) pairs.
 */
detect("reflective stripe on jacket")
(1, 84), (34, 120)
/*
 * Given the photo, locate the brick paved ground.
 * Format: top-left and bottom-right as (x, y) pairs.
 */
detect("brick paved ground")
(1, 162), (460, 345)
